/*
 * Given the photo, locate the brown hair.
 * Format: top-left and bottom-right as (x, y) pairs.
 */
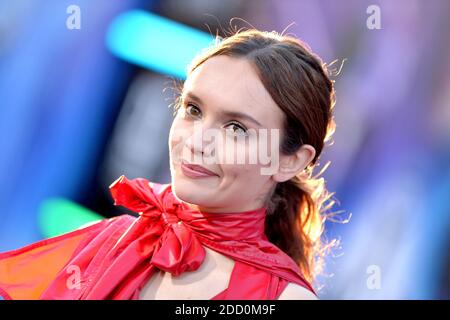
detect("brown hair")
(173, 29), (338, 286)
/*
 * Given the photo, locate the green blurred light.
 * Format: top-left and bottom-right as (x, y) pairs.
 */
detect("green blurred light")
(38, 198), (103, 238)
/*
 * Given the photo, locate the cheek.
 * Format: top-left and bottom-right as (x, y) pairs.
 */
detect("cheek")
(221, 162), (264, 184)
(218, 134), (276, 186)
(219, 134), (276, 168)
(169, 117), (188, 155)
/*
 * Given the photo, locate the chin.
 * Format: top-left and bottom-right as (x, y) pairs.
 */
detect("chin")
(172, 177), (204, 203)
(171, 165), (222, 202)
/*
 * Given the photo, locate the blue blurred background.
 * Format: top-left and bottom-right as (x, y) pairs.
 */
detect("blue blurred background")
(0, 0), (448, 299)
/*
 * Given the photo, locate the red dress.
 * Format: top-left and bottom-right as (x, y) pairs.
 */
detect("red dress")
(0, 175), (316, 300)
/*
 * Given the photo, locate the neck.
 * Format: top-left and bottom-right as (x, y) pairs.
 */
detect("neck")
(182, 201), (267, 215)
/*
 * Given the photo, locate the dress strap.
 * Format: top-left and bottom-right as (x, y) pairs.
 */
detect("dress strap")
(210, 260), (289, 300)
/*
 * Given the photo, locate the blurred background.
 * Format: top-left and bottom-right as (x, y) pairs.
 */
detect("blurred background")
(0, 0), (449, 299)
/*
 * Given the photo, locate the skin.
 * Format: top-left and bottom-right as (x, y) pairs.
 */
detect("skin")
(165, 55), (318, 299)
(169, 55), (316, 214)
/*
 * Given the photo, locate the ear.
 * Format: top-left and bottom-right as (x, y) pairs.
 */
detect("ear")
(272, 144), (316, 183)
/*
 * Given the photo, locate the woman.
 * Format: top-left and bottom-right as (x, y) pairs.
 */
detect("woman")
(0, 29), (336, 300)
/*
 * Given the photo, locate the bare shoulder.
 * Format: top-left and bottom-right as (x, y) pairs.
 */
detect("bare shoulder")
(278, 282), (319, 300)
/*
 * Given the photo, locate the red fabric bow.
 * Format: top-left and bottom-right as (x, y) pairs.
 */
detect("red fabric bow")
(0, 175), (316, 300)
(108, 176), (207, 277)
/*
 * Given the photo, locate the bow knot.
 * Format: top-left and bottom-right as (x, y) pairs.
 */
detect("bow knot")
(139, 193), (182, 227)
(109, 175), (205, 276)
(160, 211), (181, 226)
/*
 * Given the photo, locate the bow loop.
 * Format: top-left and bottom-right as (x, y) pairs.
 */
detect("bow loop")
(151, 223), (205, 276)
(109, 175), (203, 275)
(109, 175), (162, 214)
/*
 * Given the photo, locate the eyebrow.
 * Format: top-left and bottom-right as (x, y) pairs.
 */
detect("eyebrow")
(183, 91), (263, 127)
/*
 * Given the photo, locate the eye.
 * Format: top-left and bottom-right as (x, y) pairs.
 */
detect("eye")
(185, 103), (202, 118)
(225, 122), (248, 135)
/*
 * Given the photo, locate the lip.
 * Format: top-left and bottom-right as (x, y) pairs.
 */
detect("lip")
(180, 160), (218, 179)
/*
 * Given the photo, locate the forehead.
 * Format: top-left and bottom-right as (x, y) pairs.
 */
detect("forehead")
(183, 55), (284, 128)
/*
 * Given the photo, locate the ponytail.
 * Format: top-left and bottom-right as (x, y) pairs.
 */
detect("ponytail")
(265, 163), (335, 285)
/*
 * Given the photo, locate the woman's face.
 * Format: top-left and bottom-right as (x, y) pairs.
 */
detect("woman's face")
(168, 55), (285, 213)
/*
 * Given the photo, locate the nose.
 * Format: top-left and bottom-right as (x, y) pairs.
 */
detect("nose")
(184, 121), (215, 159)
(185, 124), (204, 156)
